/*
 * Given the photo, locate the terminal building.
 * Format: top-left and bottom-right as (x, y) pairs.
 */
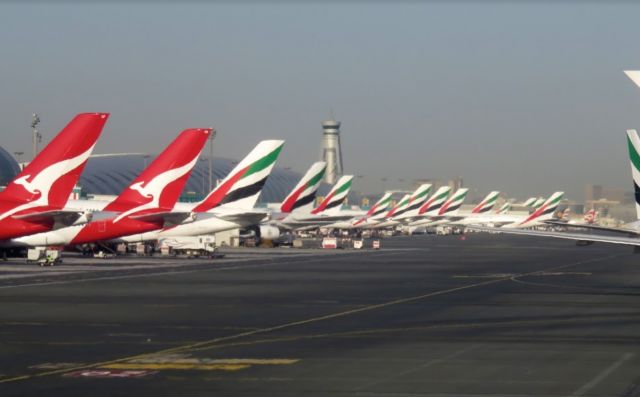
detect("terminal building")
(78, 154), (305, 204)
(0, 147), (358, 207)
(0, 147), (21, 187)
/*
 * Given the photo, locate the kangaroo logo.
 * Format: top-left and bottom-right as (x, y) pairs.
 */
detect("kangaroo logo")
(113, 155), (200, 223)
(0, 144), (96, 222)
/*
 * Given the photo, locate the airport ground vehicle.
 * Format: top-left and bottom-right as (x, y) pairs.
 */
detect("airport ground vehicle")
(159, 236), (216, 257)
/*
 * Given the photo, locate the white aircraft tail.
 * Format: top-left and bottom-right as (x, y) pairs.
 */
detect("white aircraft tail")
(438, 188), (469, 215)
(193, 140), (285, 212)
(311, 175), (354, 216)
(517, 191), (564, 227)
(279, 162), (326, 214)
(418, 186), (451, 216)
(626, 129), (640, 220)
(471, 191), (500, 214)
(391, 184), (432, 219)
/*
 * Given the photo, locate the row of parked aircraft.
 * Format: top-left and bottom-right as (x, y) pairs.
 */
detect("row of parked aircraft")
(3, 97), (636, 253)
(0, 113), (370, 250)
(0, 111), (574, 254)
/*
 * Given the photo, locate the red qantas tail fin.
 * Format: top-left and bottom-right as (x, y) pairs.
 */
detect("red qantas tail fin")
(104, 128), (211, 220)
(0, 113), (108, 217)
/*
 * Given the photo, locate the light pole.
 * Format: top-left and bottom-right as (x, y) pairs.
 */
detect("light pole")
(31, 113), (41, 160)
(199, 158), (207, 194)
(208, 128), (217, 192)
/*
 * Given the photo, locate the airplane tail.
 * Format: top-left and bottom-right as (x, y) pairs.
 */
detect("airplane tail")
(391, 184), (432, 218)
(522, 197), (537, 207)
(418, 186), (451, 215)
(471, 191), (500, 214)
(626, 129), (640, 220)
(518, 191), (564, 226)
(193, 140), (285, 212)
(496, 202), (511, 214)
(624, 71), (640, 89)
(530, 197), (545, 209)
(438, 188), (469, 215)
(311, 175), (354, 215)
(279, 162), (326, 214)
(367, 192), (393, 217)
(384, 194), (409, 218)
(104, 128), (211, 220)
(561, 208), (571, 221)
(0, 113), (109, 212)
(584, 208), (597, 224)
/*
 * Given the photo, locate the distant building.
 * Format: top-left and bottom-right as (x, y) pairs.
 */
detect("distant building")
(0, 146), (20, 187)
(584, 184), (603, 202)
(448, 176), (463, 192)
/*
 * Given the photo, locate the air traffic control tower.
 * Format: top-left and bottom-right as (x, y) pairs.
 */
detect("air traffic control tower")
(320, 119), (343, 185)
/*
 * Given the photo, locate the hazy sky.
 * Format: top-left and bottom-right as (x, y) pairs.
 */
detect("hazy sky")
(2, 2), (640, 199)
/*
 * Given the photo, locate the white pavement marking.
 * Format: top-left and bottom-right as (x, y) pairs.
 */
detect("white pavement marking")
(570, 352), (635, 396)
(354, 344), (481, 391)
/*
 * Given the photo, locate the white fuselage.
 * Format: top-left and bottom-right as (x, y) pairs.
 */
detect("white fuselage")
(6, 199), (266, 247)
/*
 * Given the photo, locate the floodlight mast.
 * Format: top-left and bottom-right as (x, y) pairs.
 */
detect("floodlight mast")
(31, 113), (41, 160)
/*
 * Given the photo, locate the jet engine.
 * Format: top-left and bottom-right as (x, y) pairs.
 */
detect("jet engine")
(259, 225), (281, 240)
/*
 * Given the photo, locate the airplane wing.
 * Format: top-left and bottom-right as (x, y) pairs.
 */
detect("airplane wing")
(216, 211), (269, 226)
(12, 209), (90, 226)
(542, 220), (640, 236)
(469, 225), (640, 247)
(129, 211), (195, 226)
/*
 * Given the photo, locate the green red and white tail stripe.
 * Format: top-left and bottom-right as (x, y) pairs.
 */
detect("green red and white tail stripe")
(367, 192), (393, 217)
(385, 194), (410, 218)
(193, 140), (285, 213)
(626, 129), (640, 220)
(471, 191), (500, 214)
(522, 197), (537, 207)
(531, 197), (545, 209)
(518, 191), (564, 226)
(311, 175), (353, 215)
(280, 162), (326, 214)
(496, 202), (511, 214)
(438, 188), (469, 215)
(418, 186), (451, 215)
(391, 184), (432, 218)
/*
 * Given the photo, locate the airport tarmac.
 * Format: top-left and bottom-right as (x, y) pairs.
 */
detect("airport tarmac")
(1, 234), (640, 396)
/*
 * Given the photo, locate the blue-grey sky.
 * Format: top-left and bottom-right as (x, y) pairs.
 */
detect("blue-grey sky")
(2, 2), (640, 199)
